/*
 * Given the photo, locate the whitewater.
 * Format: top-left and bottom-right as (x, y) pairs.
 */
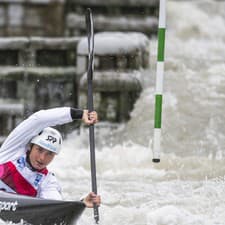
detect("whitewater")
(1, 0), (225, 225)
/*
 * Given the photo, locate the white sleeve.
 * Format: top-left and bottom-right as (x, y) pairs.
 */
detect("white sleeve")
(38, 173), (63, 200)
(0, 107), (73, 163)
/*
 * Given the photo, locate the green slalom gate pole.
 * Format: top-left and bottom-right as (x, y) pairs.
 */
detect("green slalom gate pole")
(152, 0), (166, 163)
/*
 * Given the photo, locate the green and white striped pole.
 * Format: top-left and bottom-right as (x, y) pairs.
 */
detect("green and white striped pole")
(152, 0), (166, 163)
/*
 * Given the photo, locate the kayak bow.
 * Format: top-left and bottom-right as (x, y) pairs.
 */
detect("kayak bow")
(0, 191), (85, 225)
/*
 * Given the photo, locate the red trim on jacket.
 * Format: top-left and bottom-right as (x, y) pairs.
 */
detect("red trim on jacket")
(0, 159), (48, 197)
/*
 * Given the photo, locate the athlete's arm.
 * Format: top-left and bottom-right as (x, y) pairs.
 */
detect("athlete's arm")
(0, 107), (82, 163)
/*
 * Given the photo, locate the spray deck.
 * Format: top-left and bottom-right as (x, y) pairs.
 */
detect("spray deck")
(0, 191), (85, 225)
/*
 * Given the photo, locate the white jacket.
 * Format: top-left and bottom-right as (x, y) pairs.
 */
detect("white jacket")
(0, 107), (73, 200)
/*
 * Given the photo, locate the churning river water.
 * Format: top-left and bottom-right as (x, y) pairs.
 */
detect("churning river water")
(1, 0), (225, 225)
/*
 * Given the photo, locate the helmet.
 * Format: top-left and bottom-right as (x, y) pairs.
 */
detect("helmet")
(30, 127), (62, 154)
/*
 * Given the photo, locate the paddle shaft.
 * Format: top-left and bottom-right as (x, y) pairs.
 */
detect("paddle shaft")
(86, 8), (99, 224)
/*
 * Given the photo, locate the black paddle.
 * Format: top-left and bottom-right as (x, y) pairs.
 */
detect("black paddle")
(86, 8), (99, 224)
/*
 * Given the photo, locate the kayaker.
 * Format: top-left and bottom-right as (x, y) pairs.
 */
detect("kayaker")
(0, 107), (100, 208)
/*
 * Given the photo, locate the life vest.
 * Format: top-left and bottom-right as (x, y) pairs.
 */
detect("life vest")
(0, 154), (48, 197)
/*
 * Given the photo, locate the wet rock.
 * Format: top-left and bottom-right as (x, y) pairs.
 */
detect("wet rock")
(77, 32), (150, 122)
(66, 0), (159, 36)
